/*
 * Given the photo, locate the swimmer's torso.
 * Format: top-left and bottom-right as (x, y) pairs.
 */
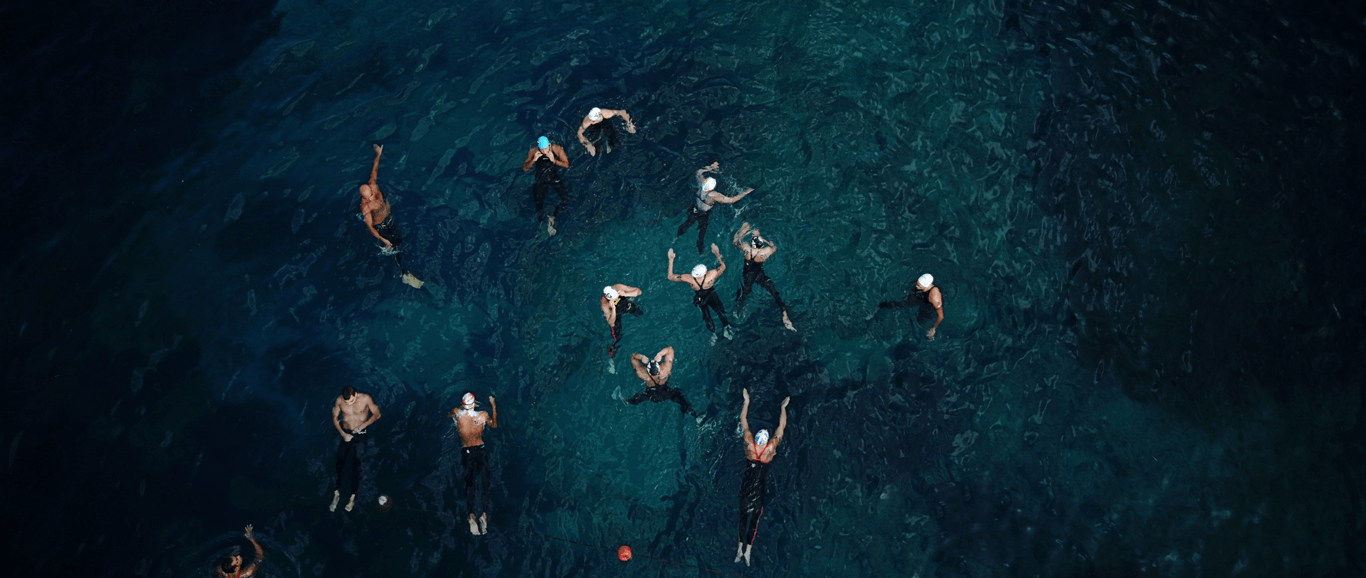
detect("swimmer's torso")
(457, 411), (490, 447)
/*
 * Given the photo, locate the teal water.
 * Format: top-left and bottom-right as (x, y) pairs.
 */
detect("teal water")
(4, 0), (1364, 576)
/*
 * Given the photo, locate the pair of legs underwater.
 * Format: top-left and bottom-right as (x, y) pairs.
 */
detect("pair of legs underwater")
(463, 445), (492, 535)
(330, 432), (368, 512)
(375, 217), (424, 288)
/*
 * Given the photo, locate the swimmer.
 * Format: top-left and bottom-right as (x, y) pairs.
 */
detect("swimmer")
(521, 136), (571, 236)
(735, 389), (789, 566)
(575, 107), (636, 156)
(732, 222), (795, 331)
(359, 144), (423, 288)
(600, 284), (645, 357)
(448, 393), (499, 535)
(676, 162), (753, 254)
(330, 386), (381, 513)
(667, 245), (731, 336)
(214, 525), (263, 578)
(874, 273), (944, 339)
(627, 346), (694, 416)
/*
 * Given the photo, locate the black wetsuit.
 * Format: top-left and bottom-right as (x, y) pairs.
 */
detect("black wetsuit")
(462, 444), (492, 516)
(334, 430), (369, 496)
(608, 298), (644, 355)
(374, 215), (409, 274)
(693, 286), (729, 333)
(878, 287), (936, 322)
(676, 187), (714, 254)
(532, 156), (569, 221)
(738, 458), (770, 545)
(627, 379), (695, 416)
(583, 120), (622, 152)
(736, 258), (787, 311)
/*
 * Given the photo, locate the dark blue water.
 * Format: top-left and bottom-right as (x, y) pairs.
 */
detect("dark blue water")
(4, 0), (1364, 576)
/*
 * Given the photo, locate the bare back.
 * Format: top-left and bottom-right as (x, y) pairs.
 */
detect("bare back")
(456, 410), (492, 447)
(361, 189), (391, 224)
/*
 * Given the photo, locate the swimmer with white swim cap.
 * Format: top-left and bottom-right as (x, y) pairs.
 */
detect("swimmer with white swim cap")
(522, 135), (571, 236)
(735, 388), (790, 566)
(677, 162), (754, 254)
(600, 283), (645, 356)
(447, 392), (499, 535)
(667, 244), (732, 337)
(576, 106), (636, 156)
(874, 272), (945, 339)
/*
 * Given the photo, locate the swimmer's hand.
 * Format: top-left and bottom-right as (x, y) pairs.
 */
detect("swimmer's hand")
(926, 327), (936, 340)
(742, 388), (749, 402)
(781, 397), (790, 408)
(668, 248), (676, 259)
(244, 524), (253, 538)
(707, 162), (720, 171)
(585, 143), (597, 156)
(374, 144), (383, 154)
(342, 432), (354, 442)
(626, 122), (637, 134)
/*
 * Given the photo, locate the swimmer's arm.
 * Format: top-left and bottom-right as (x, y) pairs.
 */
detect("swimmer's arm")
(487, 397), (498, 428)
(613, 110), (636, 132)
(928, 287), (944, 337)
(247, 532), (265, 566)
(666, 249), (687, 283)
(601, 298), (617, 327)
(363, 396), (381, 429)
(711, 244), (726, 276)
(332, 401), (349, 438)
(733, 222), (751, 248)
(710, 188), (754, 204)
(521, 147), (539, 171)
(658, 346), (675, 364)
(552, 144), (570, 168)
(368, 144), (383, 187)
(617, 284), (642, 298)
(630, 354), (649, 379)
(362, 211), (391, 245)
(774, 397), (790, 443)
(577, 121), (595, 155)
(739, 389), (752, 438)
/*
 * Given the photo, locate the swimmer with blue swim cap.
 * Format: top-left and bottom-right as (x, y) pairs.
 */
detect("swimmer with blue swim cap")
(576, 106), (637, 156)
(667, 244), (733, 338)
(522, 134), (570, 236)
(735, 388), (790, 566)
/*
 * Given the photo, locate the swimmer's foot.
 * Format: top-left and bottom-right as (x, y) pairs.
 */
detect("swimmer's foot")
(722, 325), (734, 340)
(783, 311), (796, 331)
(744, 550), (752, 566)
(345, 495), (356, 512)
(734, 543), (744, 563)
(547, 217), (557, 237)
(479, 514), (488, 535)
(401, 273), (424, 289)
(709, 333), (718, 346)
(607, 358), (616, 374)
(329, 491), (340, 512)
(468, 516), (480, 536)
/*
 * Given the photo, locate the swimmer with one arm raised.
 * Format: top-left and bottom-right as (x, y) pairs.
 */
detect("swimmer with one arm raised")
(359, 144), (423, 288)
(576, 107), (636, 156)
(448, 393), (498, 535)
(735, 389), (789, 567)
(215, 525), (263, 578)
(677, 162), (753, 254)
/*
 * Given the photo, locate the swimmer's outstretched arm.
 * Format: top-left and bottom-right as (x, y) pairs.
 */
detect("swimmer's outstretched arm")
(616, 284), (642, 298)
(243, 525), (264, 576)
(487, 396), (498, 428)
(774, 397), (790, 445)
(740, 389), (753, 442)
(609, 109), (637, 132)
(709, 188), (753, 204)
(711, 244), (726, 276)
(368, 144), (384, 188)
(666, 249), (688, 283)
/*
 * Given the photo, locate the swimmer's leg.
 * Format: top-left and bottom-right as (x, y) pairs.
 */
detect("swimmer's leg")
(330, 490), (340, 512)
(345, 494), (356, 512)
(533, 182), (549, 218)
(695, 212), (711, 254)
(463, 453), (480, 535)
(676, 209), (699, 238)
(700, 303), (716, 333)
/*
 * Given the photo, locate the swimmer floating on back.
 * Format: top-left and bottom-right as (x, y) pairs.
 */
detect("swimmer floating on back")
(359, 144), (423, 288)
(522, 136), (570, 236)
(732, 222), (795, 331)
(735, 389), (789, 567)
(600, 283), (645, 357)
(676, 162), (753, 254)
(214, 525), (263, 578)
(576, 107), (636, 157)
(627, 346), (695, 416)
(448, 392), (499, 536)
(331, 386), (381, 513)
(667, 245), (732, 338)
(874, 273), (944, 340)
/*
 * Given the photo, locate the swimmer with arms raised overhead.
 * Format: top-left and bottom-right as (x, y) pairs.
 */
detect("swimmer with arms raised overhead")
(358, 144), (423, 288)
(677, 162), (753, 254)
(600, 284), (645, 357)
(735, 389), (789, 566)
(732, 222), (795, 331)
(667, 245), (732, 338)
(448, 393), (499, 535)
(576, 107), (636, 156)
(627, 346), (695, 416)
(522, 136), (571, 236)
(874, 273), (945, 340)
(215, 525), (263, 578)
(331, 386), (381, 513)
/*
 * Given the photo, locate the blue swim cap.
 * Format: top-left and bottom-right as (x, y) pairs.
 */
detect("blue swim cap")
(537, 136), (550, 149)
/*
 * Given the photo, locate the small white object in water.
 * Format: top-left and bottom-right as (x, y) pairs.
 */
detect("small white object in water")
(378, 495), (389, 506)
(379, 246), (400, 256)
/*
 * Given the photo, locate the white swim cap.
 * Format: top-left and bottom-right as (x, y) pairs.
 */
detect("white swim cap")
(755, 429), (770, 446)
(588, 107), (603, 121)
(702, 177), (717, 191)
(691, 264), (707, 278)
(603, 285), (619, 300)
(918, 274), (934, 288)
(462, 392), (475, 409)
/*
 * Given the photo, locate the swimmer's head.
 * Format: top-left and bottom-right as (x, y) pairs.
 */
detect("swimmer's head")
(537, 136), (550, 149)
(358, 184), (376, 198)
(647, 359), (661, 376)
(755, 429), (770, 446)
(917, 273), (934, 289)
(603, 286), (619, 300)
(702, 177), (717, 191)
(219, 546), (242, 574)
(462, 392), (476, 410)
(588, 107), (603, 121)
(750, 235), (765, 249)
(691, 264), (707, 279)
(341, 386), (357, 402)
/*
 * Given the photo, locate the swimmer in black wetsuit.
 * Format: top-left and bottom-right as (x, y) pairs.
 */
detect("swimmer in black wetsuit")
(331, 386), (381, 513)
(732, 222), (796, 331)
(522, 136), (571, 236)
(214, 525), (263, 578)
(667, 245), (732, 338)
(600, 284), (645, 357)
(735, 388), (789, 567)
(448, 393), (498, 535)
(676, 162), (753, 254)
(627, 346), (695, 416)
(359, 144), (424, 288)
(874, 273), (945, 340)
(576, 107), (636, 156)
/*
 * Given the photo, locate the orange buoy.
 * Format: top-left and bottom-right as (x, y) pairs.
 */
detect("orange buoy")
(617, 545), (632, 561)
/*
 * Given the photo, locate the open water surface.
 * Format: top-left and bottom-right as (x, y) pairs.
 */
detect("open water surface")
(4, 0), (1365, 576)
